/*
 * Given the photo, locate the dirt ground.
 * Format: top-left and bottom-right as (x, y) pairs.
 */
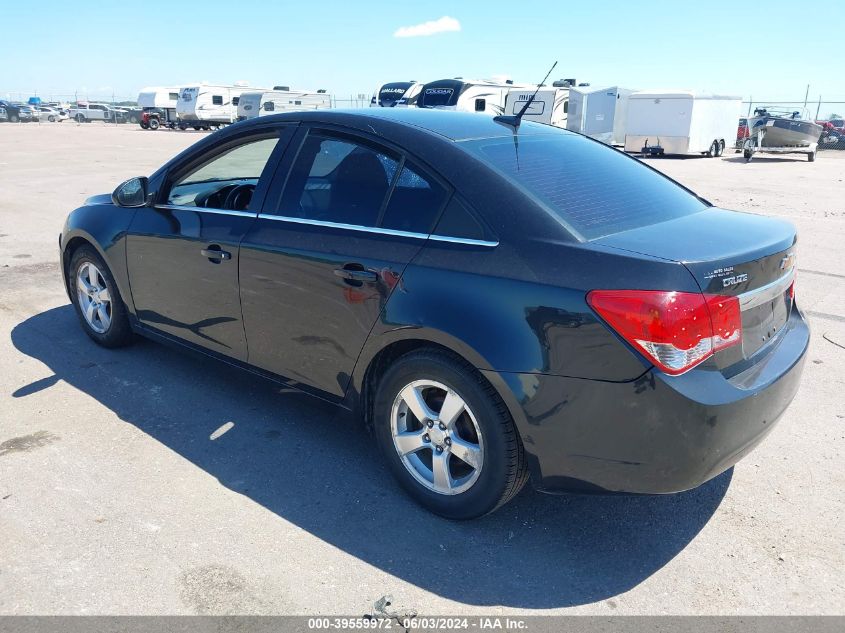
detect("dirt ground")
(0, 122), (843, 616)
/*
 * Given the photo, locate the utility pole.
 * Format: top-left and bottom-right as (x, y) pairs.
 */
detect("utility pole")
(803, 84), (809, 109)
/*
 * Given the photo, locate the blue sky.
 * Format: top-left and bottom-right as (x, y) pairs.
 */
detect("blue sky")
(1, 0), (841, 107)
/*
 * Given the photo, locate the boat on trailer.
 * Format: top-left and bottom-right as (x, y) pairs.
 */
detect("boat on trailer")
(743, 107), (823, 162)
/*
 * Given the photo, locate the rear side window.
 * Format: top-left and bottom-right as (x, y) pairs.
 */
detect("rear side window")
(212, 95), (223, 105)
(461, 134), (706, 240)
(434, 197), (491, 242)
(379, 163), (448, 233)
(279, 133), (398, 227)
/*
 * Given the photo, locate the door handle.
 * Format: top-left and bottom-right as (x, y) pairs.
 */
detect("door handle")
(334, 267), (377, 283)
(201, 246), (231, 261)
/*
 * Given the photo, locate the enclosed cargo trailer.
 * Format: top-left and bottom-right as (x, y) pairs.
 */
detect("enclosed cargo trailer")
(624, 91), (742, 157)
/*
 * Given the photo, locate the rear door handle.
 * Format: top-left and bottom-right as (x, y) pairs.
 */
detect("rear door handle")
(334, 268), (377, 282)
(201, 247), (231, 261)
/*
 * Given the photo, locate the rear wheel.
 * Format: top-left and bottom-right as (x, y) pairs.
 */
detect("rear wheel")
(76, 114), (85, 123)
(717, 140), (725, 156)
(10, 114), (19, 123)
(48, 115), (56, 122)
(373, 350), (528, 519)
(68, 246), (133, 348)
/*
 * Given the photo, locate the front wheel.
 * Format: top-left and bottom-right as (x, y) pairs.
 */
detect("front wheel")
(10, 114), (19, 123)
(148, 118), (160, 130)
(808, 150), (816, 162)
(68, 246), (133, 348)
(717, 140), (725, 156)
(373, 350), (528, 519)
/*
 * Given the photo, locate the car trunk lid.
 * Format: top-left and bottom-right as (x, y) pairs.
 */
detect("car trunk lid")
(595, 207), (797, 365)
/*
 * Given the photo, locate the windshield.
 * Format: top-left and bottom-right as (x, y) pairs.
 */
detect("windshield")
(460, 134), (706, 240)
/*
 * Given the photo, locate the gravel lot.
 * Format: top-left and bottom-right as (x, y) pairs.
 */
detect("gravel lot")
(0, 122), (843, 616)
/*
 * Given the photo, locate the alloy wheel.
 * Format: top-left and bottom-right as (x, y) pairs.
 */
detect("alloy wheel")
(76, 261), (112, 333)
(390, 380), (484, 495)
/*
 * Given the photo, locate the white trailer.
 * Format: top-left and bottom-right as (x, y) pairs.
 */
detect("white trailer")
(416, 78), (531, 115)
(176, 83), (261, 128)
(504, 87), (569, 127)
(624, 91), (742, 157)
(237, 88), (331, 121)
(566, 86), (633, 145)
(137, 86), (180, 110)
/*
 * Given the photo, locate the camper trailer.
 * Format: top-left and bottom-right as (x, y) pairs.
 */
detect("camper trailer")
(237, 87), (331, 120)
(504, 87), (568, 127)
(566, 86), (633, 145)
(416, 78), (530, 115)
(370, 81), (421, 107)
(176, 83), (258, 128)
(137, 86), (180, 127)
(624, 91), (742, 157)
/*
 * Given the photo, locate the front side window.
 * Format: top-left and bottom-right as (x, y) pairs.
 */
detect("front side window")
(278, 133), (398, 226)
(168, 92), (179, 101)
(232, 96), (240, 106)
(166, 136), (279, 211)
(212, 95), (223, 106)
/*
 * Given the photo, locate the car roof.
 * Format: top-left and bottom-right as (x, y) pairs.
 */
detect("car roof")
(241, 108), (564, 142)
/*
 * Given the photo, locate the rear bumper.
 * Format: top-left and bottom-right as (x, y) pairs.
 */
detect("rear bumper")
(483, 307), (809, 494)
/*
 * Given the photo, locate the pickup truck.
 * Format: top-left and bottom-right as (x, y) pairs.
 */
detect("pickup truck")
(69, 103), (126, 123)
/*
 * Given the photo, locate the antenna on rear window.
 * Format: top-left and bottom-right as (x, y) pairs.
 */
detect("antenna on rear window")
(494, 61), (557, 129)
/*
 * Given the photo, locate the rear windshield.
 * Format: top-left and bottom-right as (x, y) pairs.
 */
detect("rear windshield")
(460, 134), (706, 240)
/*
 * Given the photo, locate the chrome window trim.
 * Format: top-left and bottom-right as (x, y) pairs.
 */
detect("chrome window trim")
(258, 213), (499, 247)
(737, 269), (795, 310)
(154, 205), (499, 247)
(157, 204), (257, 218)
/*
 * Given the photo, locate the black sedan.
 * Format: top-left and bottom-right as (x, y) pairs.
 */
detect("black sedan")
(60, 109), (808, 518)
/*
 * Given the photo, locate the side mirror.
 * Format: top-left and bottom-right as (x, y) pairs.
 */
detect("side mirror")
(112, 177), (149, 208)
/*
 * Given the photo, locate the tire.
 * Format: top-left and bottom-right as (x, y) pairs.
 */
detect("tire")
(178, 122), (188, 130)
(10, 114), (19, 123)
(68, 245), (133, 348)
(129, 115), (138, 124)
(48, 115), (56, 122)
(808, 150), (816, 162)
(744, 149), (753, 162)
(76, 114), (85, 123)
(707, 140), (719, 157)
(148, 118), (160, 130)
(717, 140), (725, 156)
(373, 349), (528, 519)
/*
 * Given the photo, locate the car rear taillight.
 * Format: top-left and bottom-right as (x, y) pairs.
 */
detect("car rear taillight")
(587, 290), (742, 375)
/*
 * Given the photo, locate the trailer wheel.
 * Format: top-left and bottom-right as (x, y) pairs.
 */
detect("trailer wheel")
(707, 140), (719, 157)
(149, 118), (160, 131)
(178, 122), (187, 130)
(717, 140), (725, 156)
(744, 149), (753, 162)
(808, 150), (816, 162)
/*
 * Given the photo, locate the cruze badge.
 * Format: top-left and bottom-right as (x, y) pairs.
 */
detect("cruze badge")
(722, 273), (748, 288)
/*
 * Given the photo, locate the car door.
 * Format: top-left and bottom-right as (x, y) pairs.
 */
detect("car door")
(239, 126), (451, 399)
(126, 126), (294, 360)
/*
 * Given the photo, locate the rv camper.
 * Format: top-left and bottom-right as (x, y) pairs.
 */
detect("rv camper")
(566, 86), (633, 145)
(504, 88), (569, 128)
(370, 81), (421, 107)
(416, 78), (530, 115)
(176, 83), (258, 127)
(137, 86), (180, 127)
(624, 91), (742, 157)
(237, 87), (332, 120)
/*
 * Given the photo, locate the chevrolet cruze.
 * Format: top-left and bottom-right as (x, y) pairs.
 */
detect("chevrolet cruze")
(60, 109), (808, 518)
